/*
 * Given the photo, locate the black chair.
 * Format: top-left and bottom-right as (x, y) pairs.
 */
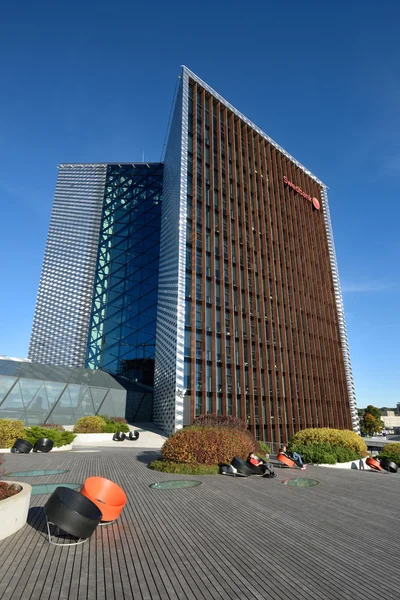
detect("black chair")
(127, 431), (139, 441)
(231, 456), (255, 477)
(379, 458), (398, 473)
(112, 432), (126, 442)
(33, 438), (54, 453)
(11, 439), (33, 454)
(44, 486), (102, 546)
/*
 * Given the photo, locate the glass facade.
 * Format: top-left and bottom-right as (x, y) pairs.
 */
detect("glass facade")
(86, 163), (163, 387)
(29, 164), (107, 367)
(0, 359), (126, 426)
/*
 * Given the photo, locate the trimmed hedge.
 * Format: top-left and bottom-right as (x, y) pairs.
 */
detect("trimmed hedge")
(99, 415), (130, 433)
(289, 428), (367, 455)
(161, 426), (256, 465)
(73, 416), (107, 433)
(0, 419), (25, 448)
(193, 414), (247, 431)
(24, 426), (76, 448)
(73, 415), (129, 434)
(149, 460), (219, 475)
(288, 442), (361, 465)
(379, 443), (400, 466)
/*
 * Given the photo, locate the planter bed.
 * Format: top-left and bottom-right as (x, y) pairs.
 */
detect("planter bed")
(0, 481), (32, 541)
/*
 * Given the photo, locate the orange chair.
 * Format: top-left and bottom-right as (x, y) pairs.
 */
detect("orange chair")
(366, 457), (383, 472)
(277, 453), (296, 468)
(80, 477), (127, 523)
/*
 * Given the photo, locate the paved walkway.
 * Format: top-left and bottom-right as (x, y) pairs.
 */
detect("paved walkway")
(0, 449), (399, 600)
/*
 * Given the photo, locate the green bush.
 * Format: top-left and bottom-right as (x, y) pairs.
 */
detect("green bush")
(161, 426), (256, 465)
(379, 443), (400, 466)
(258, 441), (271, 458)
(100, 415), (129, 433)
(289, 428), (367, 455)
(334, 446), (361, 463)
(24, 427), (76, 448)
(37, 423), (65, 431)
(289, 442), (361, 465)
(104, 422), (129, 433)
(0, 419), (25, 448)
(73, 416), (107, 433)
(193, 414), (247, 431)
(149, 460), (220, 475)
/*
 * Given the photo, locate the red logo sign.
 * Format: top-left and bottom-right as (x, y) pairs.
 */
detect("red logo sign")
(283, 176), (320, 210)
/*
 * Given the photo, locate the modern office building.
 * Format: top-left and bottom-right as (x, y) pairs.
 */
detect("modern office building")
(29, 66), (358, 441)
(153, 67), (358, 440)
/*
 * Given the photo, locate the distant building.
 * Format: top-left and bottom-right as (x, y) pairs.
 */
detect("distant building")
(381, 411), (400, 431)
(28, 67), (358, 441)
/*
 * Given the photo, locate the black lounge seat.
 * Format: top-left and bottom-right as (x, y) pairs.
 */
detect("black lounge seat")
(127, 431), (139, 441)
(231, 456), (258, 477)
(379, 458), (398, 473)
(11, 439), (33, 454)
(33, 438), (54, 453)
(44, 486), (102, 546)
(112, 432), (126, 442)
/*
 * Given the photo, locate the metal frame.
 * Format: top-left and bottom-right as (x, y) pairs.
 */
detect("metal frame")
(45, 519), (87, 547)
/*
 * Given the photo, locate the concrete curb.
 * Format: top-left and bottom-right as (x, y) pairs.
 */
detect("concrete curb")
(0, 445), (72, 453)
(313, 457), (373, 470)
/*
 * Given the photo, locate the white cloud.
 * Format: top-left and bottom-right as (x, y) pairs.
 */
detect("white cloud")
(341, 282), (390, 293)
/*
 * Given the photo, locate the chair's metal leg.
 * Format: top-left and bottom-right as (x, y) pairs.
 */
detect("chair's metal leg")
(45, 518), (88, 546)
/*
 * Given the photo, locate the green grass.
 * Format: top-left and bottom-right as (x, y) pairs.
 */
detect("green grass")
(149, 460), (220, 475)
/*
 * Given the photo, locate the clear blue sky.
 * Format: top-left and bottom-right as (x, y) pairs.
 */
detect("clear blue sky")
(0, 1), (398, 408)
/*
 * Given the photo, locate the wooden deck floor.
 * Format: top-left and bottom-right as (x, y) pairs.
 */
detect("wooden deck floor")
(0, 449), (399, 600)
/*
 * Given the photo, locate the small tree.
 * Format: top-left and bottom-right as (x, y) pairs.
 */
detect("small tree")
(360, 405), (384, 436)
(364, 405), (382, 420)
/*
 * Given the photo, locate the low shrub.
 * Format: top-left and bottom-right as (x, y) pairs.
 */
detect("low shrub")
(24, 427), (76, 448)
(0, 419), (25, 448)
(289, 428), (367, 455)
(289, 442), (361, 465)
(161, 426), (256, 465)
(104, 422), (130, 433)
(258, 441), (271, 458)
(73, 416), (107, 433)
(0, 482), (21, 501)
(37, 423), (65, 431)
(108, 416), (128, 424)
(149, 460), (220, 475)
(100, 415), (129, 433)
(379, 443), (400, 466)
(193, 414), (247, 431)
